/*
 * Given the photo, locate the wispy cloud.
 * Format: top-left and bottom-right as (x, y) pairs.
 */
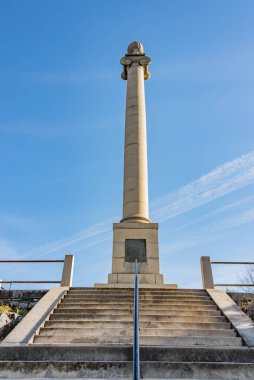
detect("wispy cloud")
(0, 212), (40, 234)
(168, 194), (254, 234)
(12, 150), (254, 260)
(160, 206), (254, 257)
(150, 150), (254, 222)
(0, 239), (20, 260)
(154, 48), (254, 84)
(219, 208), (254, 230)
(25, 218), (115, 259)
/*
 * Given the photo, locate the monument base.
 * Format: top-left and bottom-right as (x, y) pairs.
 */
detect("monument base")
(108, 222), (164, 285)
(108, 273), (164, 284)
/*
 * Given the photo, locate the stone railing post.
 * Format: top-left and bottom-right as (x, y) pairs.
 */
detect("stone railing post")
(200, 256), (214, 289)
(61, 255), (74, 287)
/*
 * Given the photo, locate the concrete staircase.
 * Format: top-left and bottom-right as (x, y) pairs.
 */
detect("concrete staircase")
(33, 287), (242, 347)
(0, 344), (254, 379)
(2, 287), (254, 379)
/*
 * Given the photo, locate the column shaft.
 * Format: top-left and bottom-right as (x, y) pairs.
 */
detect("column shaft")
(122, 64), (149, 223)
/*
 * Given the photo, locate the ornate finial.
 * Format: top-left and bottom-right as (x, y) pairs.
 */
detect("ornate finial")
(120, 42), (151, 80)
(127, 41), (144, 55)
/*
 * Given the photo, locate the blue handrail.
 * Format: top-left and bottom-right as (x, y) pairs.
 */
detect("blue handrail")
(133, 259), (140, 380)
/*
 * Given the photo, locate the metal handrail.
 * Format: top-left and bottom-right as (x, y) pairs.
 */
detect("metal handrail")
(0, 281), (61, 284)
(200, 256), (254, 289)
(0, 256), (74, 287)
(211, 262), (254, 265)
(0, 260), (63, 285)
(212, 261), (254, 287)
(214, 284), (254, 287)
(0, 260), (64, 263)
(133, 259), (140, 380)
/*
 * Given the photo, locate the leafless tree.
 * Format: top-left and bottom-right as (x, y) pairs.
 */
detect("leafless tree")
(240, 265), (254, 293)
(233, 265), (254, 321)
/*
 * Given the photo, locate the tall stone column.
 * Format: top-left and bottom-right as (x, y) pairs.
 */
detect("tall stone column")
(107, 42), (165, 286)
(120, 42), (151, 223)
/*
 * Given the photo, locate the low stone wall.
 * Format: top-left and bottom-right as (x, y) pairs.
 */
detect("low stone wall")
(0, 290), (47, 305)
(0, 290), (47, 341)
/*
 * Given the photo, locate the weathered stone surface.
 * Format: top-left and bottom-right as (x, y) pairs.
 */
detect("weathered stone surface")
(2, 360), (254, 379)
(121, 55), (150, 223)
(109, 222), (164, 284)
(1, 345), (254, 379)
(3, 285), (254, 378)
(3, 287), (68, 345)
(0, 345), (253, 363)
(108, 43), (165, 285)
(29, 287), (242, 348)
(208, 288), (254, 347)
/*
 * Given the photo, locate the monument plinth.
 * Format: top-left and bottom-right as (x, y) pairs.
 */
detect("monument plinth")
(107, 42), (165, 285)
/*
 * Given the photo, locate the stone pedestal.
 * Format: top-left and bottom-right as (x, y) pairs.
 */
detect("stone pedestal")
(108, 222), (164, 285)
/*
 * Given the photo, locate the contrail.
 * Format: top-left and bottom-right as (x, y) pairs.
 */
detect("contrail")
(159, 207), (254, 256)
(24, 218), (115, 259)
(150, 150), (254, 222)
(24, 150), (254, 259)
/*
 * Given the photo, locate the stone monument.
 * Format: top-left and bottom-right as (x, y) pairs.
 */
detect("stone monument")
(108, 42), (164, 285)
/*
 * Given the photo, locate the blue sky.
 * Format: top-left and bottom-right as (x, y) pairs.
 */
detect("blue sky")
(0, 0), (254, 289)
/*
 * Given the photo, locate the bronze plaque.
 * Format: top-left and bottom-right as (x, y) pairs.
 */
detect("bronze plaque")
(125, 239), (146, 262)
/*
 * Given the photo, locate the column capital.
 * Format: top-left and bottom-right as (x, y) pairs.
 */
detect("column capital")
(120, 41), (151, 80)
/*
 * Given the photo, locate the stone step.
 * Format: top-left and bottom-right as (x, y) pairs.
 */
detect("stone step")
(47, 314), (226, 323)
(56, 304), (221, 314)
(33, 334), (242, 346)
(55, 308), (222, 317)
(50, 311), (222, 321)
(61, 299), (215, 306)
(56, 303), (218, 311)
(1, 345), (252, 363)
(68, 287), (205, 290)
(43, 320), (230, 329)
(63, 294), (212, 302)
(66, 292), (209, 299)
(70, 287), (206, 292)
(38, 327), (236, 337)
(65, 290), (209, 296)
(1, 360), (254, 379)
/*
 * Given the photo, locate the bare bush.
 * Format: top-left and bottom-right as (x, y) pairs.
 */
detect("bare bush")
(230, 265), (254, 322)
(240, 264), (254, 293)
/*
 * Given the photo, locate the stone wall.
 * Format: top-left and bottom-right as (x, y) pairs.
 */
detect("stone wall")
(0, 290), (47, 341)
